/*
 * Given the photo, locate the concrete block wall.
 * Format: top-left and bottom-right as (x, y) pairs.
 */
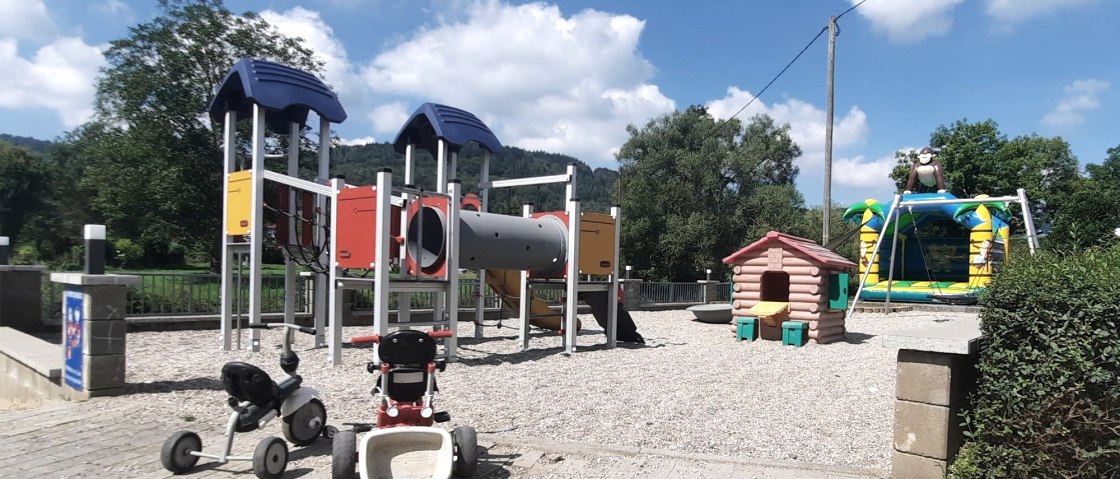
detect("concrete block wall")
(79, 285), (129, 397)
(892, 349), (978, 479)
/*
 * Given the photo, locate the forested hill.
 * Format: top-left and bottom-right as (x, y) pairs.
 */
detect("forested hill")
(0, 134), (54, 154)
(331, 141), (619, 215)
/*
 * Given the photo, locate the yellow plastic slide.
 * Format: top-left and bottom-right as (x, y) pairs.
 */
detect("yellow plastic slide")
(483, 270), (579, 331)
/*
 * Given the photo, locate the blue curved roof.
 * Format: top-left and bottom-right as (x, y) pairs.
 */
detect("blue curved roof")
(208, 58), (347, 133)
(392, 103), (503, 155)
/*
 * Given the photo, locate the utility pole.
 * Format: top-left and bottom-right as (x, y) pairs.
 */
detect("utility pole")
(823, 16), (837, 245)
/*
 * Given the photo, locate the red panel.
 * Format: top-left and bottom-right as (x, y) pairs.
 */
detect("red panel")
(461, 193), (481, 211)
(336, 186), (400, 270)
(404, 196), (449, 278)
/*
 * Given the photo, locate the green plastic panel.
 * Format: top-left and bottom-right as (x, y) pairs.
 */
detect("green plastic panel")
(828, 272), (850, 310)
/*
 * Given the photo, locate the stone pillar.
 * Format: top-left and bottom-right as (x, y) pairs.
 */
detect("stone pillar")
(0, 265), (47, 331)
(619, 279), (643, 311)
(882, 319), (982, 479)
(50, 273), (139, 399)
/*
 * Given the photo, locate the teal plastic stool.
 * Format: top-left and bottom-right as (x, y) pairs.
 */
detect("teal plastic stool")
(781, 321), (808, 347)
(736, 317), (757, 342)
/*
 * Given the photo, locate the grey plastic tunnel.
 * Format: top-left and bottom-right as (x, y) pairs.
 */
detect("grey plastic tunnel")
(406, 206), (568, 276)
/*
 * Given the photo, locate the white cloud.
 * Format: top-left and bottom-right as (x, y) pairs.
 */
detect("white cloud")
(340, 136), (377, 145)
(0, 0), (56, 42)
(261, 7), (362, 102)
(706, 86), (869, 172)
(0, 37), (106, 127)
(97, 0), (130, 15)
(362, 0), (675, 166)
(1042, 79), (1109, 128)
(851, 0), (963, 43)
(985, 0), (1097, 27)
(369, 101), (410, 137)
(832, 154), (899, 190)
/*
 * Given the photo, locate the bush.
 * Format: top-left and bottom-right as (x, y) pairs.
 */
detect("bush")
(949, 246), (1120, 478)
(113, 238), (144, 268)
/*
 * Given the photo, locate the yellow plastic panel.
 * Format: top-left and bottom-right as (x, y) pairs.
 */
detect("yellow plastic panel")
(226, 170), (252, 236)
(578, 212), (617, 275)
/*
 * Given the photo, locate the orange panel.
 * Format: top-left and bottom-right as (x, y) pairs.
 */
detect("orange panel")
(225, 170), (252, 236)
(530, 211), (617, 277)
(336, 186), (400, 270)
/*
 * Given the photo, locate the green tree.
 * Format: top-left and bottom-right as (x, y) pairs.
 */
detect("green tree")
(71, 0), (321, 265)
(616, 107), (805, 281)
(1046, 145), (1120, 251)
(889, 119), (1079, 227)
(0, 141), (50, 245)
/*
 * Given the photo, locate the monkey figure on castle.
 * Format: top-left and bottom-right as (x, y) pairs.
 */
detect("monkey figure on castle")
(904, 147), (946, 194)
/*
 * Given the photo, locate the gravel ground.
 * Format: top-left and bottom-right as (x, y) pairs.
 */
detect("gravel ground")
(125, 309), (978, 472)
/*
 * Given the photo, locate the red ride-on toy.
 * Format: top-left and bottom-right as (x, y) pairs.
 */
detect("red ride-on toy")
(333, 329), (477, 479)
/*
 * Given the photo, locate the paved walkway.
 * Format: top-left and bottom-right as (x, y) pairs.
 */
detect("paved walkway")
(1, 398), (885, 478)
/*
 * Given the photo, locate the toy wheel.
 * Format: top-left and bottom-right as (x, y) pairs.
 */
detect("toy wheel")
(253, 436), (288, 479)
(161, 430), (202, 474)
(452, 426), (478, 478)
(332, 429), (357, 479)
(283, 398), (326, 446)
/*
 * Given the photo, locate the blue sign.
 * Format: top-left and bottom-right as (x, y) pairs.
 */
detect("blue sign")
(63, 289), (84, 391)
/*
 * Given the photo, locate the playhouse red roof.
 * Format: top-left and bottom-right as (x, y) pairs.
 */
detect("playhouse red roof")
(721, 231), (856, 271)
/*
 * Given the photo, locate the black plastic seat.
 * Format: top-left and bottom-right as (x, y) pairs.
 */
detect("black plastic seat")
(375, 330), (439, 403)
(222, 362), (280, 404)
(378, 330), (438, 365)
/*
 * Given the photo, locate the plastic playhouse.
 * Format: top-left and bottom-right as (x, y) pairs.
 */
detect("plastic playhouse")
(722, 231), (856, 345)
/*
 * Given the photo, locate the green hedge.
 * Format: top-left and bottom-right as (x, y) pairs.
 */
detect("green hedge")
(950, 246), (1120, 478)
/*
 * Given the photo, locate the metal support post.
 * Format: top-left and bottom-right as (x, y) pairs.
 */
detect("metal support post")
(315, 117), (331, 347)
(327, 177), (345, 366)
(564, 164), (580, 354)
(248, 104), (266, 352)
(371, 170), (393, 364)
(885, 207), (903, 313)
(607, 206), (621, 348)
(475, 149), (490, 338)
(399, 144), (415, 325)
(284, 123), (298, 326)
(220, 110), (236, 350)
(518, 203), (534, 351)
(1016, 188), (1039, 254)
(446, 180), (462, 360)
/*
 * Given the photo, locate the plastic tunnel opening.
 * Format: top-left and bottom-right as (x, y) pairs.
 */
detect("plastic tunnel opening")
(407, 206), (446, 273)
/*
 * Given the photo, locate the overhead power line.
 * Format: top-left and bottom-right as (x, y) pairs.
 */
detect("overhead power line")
(702, 0), (870, 142)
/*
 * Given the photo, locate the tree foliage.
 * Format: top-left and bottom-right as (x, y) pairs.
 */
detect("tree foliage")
(950, 246), (1120, 478)
(1045, 145), (1120, 252)
(70, 0), (320, 265)
(889, 119), (1078, 226)
(616, 106), (810, 281)
(0, 142), (50, 245)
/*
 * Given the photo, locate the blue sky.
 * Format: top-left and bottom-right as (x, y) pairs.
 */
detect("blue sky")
(1, 0), (1117, 206)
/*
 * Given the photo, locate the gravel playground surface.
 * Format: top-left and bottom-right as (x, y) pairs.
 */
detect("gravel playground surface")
(126, 309), (979, 474)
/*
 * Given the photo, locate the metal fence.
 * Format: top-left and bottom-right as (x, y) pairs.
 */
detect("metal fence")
(637, 282), (706, 304)
(41, 271), (729, 321)
(42, 272), (312, 320)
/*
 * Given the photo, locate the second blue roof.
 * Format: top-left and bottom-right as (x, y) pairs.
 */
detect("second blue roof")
(393, 103), (503, 155)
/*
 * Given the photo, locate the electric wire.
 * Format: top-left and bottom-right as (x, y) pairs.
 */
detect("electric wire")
(701, 0), (870, 142)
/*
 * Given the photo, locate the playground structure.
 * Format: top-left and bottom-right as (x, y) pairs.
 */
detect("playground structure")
(844, 190), (1040, 309)
(212, 59), (625, 366)
(723, 231), (855, 344)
